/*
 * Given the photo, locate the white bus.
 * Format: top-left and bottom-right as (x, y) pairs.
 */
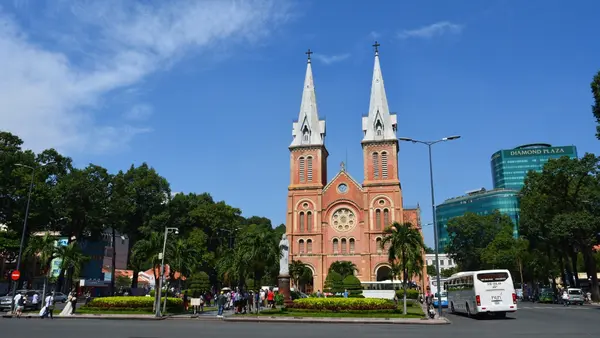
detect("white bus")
(429, 278), (448, 308)
(446, 269), (517, 318)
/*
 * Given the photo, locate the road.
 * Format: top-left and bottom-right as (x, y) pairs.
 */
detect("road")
(0, 302), (598, 337)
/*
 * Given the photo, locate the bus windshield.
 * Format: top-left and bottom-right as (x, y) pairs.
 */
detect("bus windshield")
(477, 272), (509, 282)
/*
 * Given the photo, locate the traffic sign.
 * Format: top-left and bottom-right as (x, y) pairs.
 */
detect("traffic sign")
(11, 270), (20, 281)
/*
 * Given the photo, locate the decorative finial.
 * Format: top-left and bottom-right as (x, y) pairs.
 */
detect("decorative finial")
(340, 161), (345, 171)
(305, 48), (313, 63)
(373, 41), (380, 55)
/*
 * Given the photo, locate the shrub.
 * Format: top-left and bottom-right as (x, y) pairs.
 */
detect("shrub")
(187, 272), (210, 297)
(324, 272), (343, 294)
(275, 293), (284, 306)
(83, 296), (183, 312)
(342, 275), (363, 296)
(288, 297), (396, 311)
(148, 289), (177, 298)
(395, 289), (419, 300)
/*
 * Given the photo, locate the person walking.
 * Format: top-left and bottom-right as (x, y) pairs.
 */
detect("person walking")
(41, 292), (55, 319)
(216, 291), (226, 318)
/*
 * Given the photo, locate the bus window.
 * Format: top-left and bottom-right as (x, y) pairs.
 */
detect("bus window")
(477, 272), (509, 282)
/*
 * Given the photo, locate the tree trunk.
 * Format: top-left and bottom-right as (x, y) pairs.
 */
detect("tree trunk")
(582, 248), (599, 302)
(402, 250), (407, 315)
(571, 251), (580, 288)
(110, 228), (116, 296)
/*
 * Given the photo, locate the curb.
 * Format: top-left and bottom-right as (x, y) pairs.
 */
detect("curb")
(222, 316), (450, 325)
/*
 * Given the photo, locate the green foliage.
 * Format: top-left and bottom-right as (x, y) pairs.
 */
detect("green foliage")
(289, 260), (313, 292)
(328, 261), (357, 278)
(187, 271), (211, 297)
(83, 296), (183, 312)
(324, 271), (344, 294)
(0, 230), (20, 263)
(426, 265), (437, 277)
(592, 70), (600, 139)
(440, 267), (459, 278)
(115, 275), (132, 289)
(148, 289), (177, 298)
(395, 289), (419, 300)
(445, 211), (514, 271)
(342, 275), (363, 296)
(275, 293), (284, 306)
(288, 298), (396, 311)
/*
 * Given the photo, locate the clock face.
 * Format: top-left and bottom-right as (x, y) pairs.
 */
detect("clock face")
(337, 183), (348, 193)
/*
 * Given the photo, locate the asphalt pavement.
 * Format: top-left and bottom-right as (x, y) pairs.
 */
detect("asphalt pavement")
(0, 302), (598, 338)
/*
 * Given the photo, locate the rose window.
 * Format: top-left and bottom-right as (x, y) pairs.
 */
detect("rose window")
(332, 208), (356, 232)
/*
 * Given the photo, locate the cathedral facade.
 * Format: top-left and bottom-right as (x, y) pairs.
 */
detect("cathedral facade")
(286, 45), (425, 292)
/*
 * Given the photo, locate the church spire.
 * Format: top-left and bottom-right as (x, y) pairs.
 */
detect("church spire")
(362, 41), (397, 142)
(291, 49), (326, 147)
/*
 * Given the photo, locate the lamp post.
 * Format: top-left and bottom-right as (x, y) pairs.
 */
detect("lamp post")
(155, 227), (178, 317)
(399, 135), (461, 317)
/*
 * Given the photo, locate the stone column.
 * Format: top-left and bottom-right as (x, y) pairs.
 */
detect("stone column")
(278, 274), (294, 307)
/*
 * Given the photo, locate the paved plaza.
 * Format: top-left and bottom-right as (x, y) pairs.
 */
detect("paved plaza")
(1, 302), (598, 338)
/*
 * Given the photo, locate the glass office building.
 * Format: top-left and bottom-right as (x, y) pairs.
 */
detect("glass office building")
(491, 143), (578, 190)
(436, 188), (519, 252)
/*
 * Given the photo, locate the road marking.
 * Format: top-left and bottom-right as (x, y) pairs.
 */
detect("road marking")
(520, 306), (590, 310)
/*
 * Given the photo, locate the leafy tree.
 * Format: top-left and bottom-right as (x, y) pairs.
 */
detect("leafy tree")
(440, 267), (458, 278)
(56, 242), (90, 291)
(328, 261), (357, 278)
(187, 271), (211, 297)
(592, 70), (600, 139)
(324, 271), (343, 294)
(115, 275), (132, 289)
(445, 211), (511, 271)
(289, 260), (313, 292)
(424, 245), (434, 254)
(520, 154), (600, 301)
(426, 264), (437, 277)
(381, 222), (425, 315)
(342, 275), (363, 296)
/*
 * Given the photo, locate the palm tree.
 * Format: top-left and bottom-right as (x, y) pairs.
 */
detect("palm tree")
(289, 260), (313, 292)
(168, 239), (199, 290)
(234, 226), (278, 288)
(381, 222), (425, 315)
(56, 242), (90, 292)
(328, 261), (357, 278)
(25, 234), (58, 306)
(131, 232), (164, 311)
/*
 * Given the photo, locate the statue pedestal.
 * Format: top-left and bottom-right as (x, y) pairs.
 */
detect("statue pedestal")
(277, 274), (294, 307)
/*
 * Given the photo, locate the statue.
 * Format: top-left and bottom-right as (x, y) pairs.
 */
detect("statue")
(279, 234), (289, 276)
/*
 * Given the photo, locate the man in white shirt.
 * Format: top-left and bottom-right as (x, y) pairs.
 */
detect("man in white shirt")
(42, 292), (54, 319)
(32, 293), (39, 307)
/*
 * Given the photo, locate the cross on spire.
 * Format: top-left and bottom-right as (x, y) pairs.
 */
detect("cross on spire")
(306, 48), (313, 62)
(373, 41), (380, 54)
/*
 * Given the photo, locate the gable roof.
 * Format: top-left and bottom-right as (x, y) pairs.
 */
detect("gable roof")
(322, 167), (363, 194)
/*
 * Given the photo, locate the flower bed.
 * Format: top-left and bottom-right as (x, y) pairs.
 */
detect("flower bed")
(82, 296), (183, 312)
(288, 298), (396, 311)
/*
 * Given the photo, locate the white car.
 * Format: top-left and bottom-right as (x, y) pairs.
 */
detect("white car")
(53, 292), (68, 303)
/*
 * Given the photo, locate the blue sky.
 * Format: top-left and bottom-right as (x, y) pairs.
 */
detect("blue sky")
(1, 0), (599, 247)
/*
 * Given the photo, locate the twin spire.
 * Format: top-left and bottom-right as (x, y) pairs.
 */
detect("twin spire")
(290, 42), (397, 148)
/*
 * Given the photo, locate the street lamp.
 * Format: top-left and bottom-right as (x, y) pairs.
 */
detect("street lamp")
(10, 162), (51, 313)
(155, 227), (179, 317)
(399, 135), (461, 317)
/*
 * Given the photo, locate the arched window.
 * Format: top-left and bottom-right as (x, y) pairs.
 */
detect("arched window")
(302, 126), (310, 143)
(333, 239), (339, 253)
(372, 152), (379, 179)
(299, 157), (305, 183)
(299, 239), (305, 253)
(381, 152), (388, 179)
(306, 211), (312, 232)
(376, 238), (382, 254)
(307, 156), (313, 182)
(383, 209), (389, 228)
(341, 238), (347, 254)
(375, 209), (381, 230)
(349, 238), (355, 253)
(307, 239), (313, 253)
(299, 212), (305, 232)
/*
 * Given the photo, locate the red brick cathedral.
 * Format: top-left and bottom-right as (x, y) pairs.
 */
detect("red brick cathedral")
(286, 44), (425, 292)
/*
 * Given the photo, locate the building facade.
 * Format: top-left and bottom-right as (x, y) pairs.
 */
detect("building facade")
(425, 253), (456, 271)
(491, 143), (578, 190)
(436, 188), (520, 251)
(285, 46), (425, 291)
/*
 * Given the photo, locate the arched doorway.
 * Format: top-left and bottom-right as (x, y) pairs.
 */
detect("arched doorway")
(376, 265), (392, 281)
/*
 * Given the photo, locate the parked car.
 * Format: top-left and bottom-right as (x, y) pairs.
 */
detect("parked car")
(0, 290), (42, 312)
(53, 292), (68, 303)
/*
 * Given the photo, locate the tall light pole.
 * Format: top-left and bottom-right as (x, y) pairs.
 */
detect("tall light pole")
(155, 226), (178, 317)
(399, 135), (461, 317)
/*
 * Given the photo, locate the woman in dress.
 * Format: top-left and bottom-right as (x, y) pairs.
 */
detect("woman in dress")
(59, 291), (75, 316)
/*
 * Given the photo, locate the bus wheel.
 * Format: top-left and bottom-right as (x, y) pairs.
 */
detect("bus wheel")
(466, 303), (472, 318)
(450, 302), (456, 314)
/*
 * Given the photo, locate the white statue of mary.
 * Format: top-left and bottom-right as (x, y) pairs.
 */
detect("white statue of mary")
(279, 234), (289, 276)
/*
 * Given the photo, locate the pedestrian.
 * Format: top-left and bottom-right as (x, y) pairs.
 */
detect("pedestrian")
(183, 291), (189, 312)
(561, 290), (569, 306)
(14, 292), (26, 318)
(216, 291), (226, 318)
(70, 289), (78, 314)
(41, 292), (55, 319)
(254, 290), (260, 313)
(32, 293), (39, 309)
(267, 288), (275, 308)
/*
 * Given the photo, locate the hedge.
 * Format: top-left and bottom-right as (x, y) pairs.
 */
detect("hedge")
(288, 298), (396, 311)
(395, 289), (419, 300)
(83, 296), (183, 312)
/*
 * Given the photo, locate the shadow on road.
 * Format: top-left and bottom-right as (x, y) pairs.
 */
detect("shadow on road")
(447, 312), (516, 321)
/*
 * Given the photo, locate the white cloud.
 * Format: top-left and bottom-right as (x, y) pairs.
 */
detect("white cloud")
(369, 31), (380, 40)
(124, 104), (153, 121)
(0, 0), (290, 154)
(397, 21), (463, 39)
(313, 53), (350, 65)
